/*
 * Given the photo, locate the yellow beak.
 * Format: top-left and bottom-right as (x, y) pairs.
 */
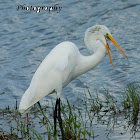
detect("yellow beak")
(105, 34), (127, 67)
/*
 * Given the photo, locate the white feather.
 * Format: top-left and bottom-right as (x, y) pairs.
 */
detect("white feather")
(19, 25), (112, 113)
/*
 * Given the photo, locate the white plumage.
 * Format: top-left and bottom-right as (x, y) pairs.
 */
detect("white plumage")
(19, 25), (127, 113)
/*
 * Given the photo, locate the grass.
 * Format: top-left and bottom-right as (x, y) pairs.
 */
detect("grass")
(0, 83), (139, 139)
(122, 84), (140, 113)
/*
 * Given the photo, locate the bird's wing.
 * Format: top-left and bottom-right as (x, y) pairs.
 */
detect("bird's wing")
(55, 55), (68, 71)
(19, 41), (78, 113)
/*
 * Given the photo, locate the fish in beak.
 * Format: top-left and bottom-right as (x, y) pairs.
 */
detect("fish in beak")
(105, 33), (127, 67)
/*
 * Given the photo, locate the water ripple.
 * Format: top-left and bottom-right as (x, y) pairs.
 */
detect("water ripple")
(0, 0), (139, 111)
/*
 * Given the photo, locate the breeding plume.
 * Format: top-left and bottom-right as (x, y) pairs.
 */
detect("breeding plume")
(19, 25), (127, 138)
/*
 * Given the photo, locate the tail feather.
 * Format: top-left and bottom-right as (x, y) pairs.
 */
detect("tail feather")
(19, 87), (55, 113)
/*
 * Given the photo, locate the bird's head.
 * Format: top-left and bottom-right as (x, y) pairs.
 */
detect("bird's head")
(84, 25), (127, 67)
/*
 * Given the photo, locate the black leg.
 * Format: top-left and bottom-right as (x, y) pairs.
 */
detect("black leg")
(54, 99), (58, 136)
(58, 98), (65, 140)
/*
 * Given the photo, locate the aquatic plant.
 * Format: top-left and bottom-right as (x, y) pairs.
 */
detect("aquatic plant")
(0, 83), (139, 139)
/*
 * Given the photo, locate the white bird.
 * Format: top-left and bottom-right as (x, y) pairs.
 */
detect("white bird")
(19, 25), (127, 137)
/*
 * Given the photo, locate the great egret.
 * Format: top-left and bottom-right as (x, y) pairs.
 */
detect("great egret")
(19, 25), (127, 138)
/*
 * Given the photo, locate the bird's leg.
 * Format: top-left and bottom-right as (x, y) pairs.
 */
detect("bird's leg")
(54, 99), (58, 137)
(26, 113), (29, 134)
(24, 113), (29, 125)
(58, 98), (65, 140)
(24, 113), (30, 134)
(27, 113), (29, 123)
(24, 114), (27, 125)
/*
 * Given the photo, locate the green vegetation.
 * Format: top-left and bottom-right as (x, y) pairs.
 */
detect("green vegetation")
(0, 83), (139, 139)
(122, 84), (140, 114)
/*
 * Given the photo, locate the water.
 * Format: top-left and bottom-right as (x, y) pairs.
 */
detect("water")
(0, 0), (140, 139)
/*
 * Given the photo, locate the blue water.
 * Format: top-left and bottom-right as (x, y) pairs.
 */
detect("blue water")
(0, 0), (140, 139)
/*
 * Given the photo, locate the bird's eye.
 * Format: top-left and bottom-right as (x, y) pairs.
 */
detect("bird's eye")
(106, 33), (108, 35)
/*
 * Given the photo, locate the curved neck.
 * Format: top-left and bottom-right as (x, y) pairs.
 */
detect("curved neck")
(73, 45), (106, 78)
